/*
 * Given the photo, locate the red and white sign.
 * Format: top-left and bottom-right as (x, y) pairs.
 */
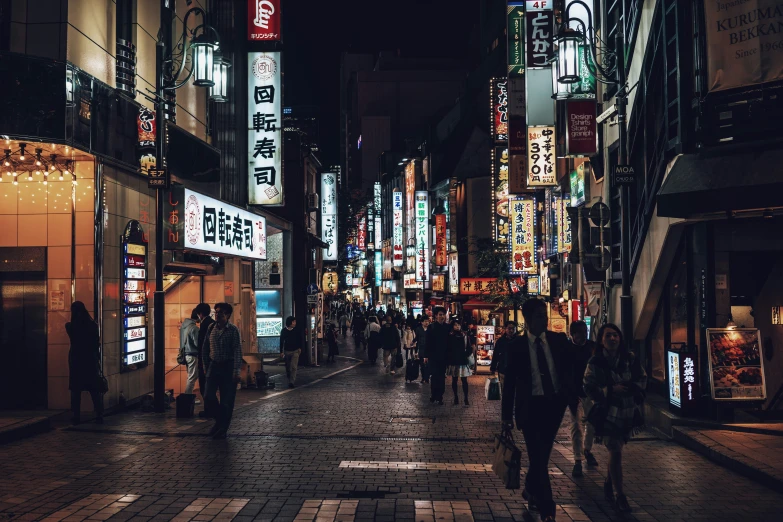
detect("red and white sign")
(248, 0), (281, 41)
(357, 213), (366, 251)
(435, 214), (447, 266)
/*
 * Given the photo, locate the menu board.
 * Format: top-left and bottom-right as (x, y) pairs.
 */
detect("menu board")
(475, 325), (496, 368)
(121, 221), (148, 371)
(707, 328), (766, 400)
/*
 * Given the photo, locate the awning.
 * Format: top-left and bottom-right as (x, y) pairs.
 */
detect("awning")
(463, 299), (499, 309)
(657, 140), (783, 218)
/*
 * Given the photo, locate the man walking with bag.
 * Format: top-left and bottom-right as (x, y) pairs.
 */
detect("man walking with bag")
(501, 299), (572, 522)
(423, 307), (450, 405)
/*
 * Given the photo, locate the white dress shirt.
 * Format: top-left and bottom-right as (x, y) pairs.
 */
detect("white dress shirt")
(526, 331), (560, 396)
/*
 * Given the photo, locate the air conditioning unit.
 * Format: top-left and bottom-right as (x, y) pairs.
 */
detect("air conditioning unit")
(307, 193), (319, 210)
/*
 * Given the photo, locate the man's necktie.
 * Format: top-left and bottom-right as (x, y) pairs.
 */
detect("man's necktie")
(535, 337), (556, 397)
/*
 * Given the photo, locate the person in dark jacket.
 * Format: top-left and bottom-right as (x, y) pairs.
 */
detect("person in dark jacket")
(280, 316), (303, 387)
(381, 315), (401, 374)
(501, 299), (573, 522)
(414, 316), (431, 383)
(423, 307), (450, 405)
(352, 314), (367, 351)
(179, 309), (200, 395)
(490, 322), (518, 387)
(326, 323), (339, 363)
(195, 303), (215, 417)
(446, 321), (473, 406)
(66, 301), (103, 424)
(568, 320), (599, 476)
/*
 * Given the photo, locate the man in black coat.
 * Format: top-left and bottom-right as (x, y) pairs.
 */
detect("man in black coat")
(381, 315), (401, 374)
(501, 299), (573, 522)
(490, 321), (518, 390)
(195, 303), (215, 417)
(423, 306), (450, 405)
(568, 320), (599, 476)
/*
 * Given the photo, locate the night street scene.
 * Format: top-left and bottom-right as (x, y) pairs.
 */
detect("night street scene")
(2, 1), (783, 521)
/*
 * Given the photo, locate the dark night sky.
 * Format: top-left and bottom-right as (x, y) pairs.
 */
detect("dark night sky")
(281, 0), (480, 166)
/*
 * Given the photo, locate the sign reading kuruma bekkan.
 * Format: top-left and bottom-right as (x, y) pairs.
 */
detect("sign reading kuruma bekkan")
(704, 0), (783, 92)
(248, 52), (283, 205)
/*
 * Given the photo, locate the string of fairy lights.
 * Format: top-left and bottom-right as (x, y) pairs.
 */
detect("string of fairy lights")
(2, 142), (78, 186)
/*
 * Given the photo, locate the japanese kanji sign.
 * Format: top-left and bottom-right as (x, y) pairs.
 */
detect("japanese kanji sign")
(555, 195), (572, 254)
(374, 182), (383, 247)
(415, 191), (430, 282)
(432, 274), (445, 292)
(494, 147), (510, 245)
(509, 196), (537, 275)
(248, 0), (281, 41)
(525, 1), (554, 68)
(448, 253), (459, 294)
(459, 278), (495, 296)
(527, 126), (557, 187)
(507, 2), (525, 76)
(374, 250), (382, 287)
(321, 172), (338, 261)
(393, 190), (404, 267)
(166, 187), (267, 260)
(491, 78), (509, 142)
(357, 212), (367, 251)
(248, 52), (283, 205)
(435, 214), (447, 266)
(322, 271), (338, 295)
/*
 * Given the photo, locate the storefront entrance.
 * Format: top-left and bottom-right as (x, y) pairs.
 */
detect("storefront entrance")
(0, 265), (47, 409)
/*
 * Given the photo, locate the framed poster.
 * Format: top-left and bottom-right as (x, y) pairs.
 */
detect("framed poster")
(706, 328), (766, 400)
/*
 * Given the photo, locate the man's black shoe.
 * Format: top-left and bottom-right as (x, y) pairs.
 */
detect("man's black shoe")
(453, 396), (459, 405)
(522, 489), (538, 512)
(572, 461), (583, 477)
(584, 450), (598, 467)
(288, 383), (295, 388)
(429, 396), (435, 403)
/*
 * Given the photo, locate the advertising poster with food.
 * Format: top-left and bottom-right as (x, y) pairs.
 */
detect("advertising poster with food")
(707, 328), (766, 400)
(475, 325), (496, 368)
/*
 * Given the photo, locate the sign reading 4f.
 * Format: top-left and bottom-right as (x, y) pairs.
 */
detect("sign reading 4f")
(248, 52), (283, 206)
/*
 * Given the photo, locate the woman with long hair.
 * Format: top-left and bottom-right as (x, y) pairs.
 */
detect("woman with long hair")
(583, 323), (647, 513)
(446, 320), (473, 406)
(65, 301), (104, 424)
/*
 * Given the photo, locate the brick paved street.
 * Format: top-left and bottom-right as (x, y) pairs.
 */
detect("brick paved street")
(0, 334), (780, 522)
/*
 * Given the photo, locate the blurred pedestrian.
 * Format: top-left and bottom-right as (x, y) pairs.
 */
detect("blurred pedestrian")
(195, 303), (214, 416)
(568, 320), (599, 477)
(423, 307), (450, 405)
(66, 301), (103, 425)
(179, 309), (200, 395)
(490, 321), (518, 390)
(446, 321), (473, 406)
(280, 316), (303, 388)
(501, 299), (572, 522)
(326, 323), (339, 363)
(339, 313), (350, 338)
(402, 324), (416, 361)
(415, 316), (431, 383)
(365, 316), (381, 364)
(381, 315), (401, 374)
(203, 303), (242, 439)
(584, 323), (647, 513)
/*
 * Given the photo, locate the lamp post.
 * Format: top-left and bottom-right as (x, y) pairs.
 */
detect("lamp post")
(150, 7), (227, 412)
(553, 1), (632, 344)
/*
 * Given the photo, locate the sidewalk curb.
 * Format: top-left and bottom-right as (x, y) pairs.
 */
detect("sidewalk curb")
(673, 426), (783, 494)
(0, 417), (52, 445)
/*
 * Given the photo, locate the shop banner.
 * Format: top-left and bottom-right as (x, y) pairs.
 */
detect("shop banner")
(322, 271), (338, 295)
(405, 161), (416, 238)
(374, 182), (383, 247)
(527, 126), (557, 186)
(527, 275), (540, 294)
(248, 51), (283, 205)
(507, 2), (525, 76)
(374, 250), (382, 287)
(137, 107), (155, 174)
(432, 274), (445, 292)
(494, 147), (511, 246)
(345, 271), (353, 287)
(525, 1), (554, 68)
(509, 196), (537, 274)
(570, 45), (597, 97)
(321, 172), (338, 261)
(459, 278), (496, 295)
(435, 214), (447, 266)
(448, 252), (459, 294)
(508, 76), (528, 195)
(707, 328), (767, 400)
(539, 261), (551, 296)
(166, 187), (267, 260)
(556, 195), (572, 253)
(404, 272), (423, 289)
(393, 190), (404, 267)
(248, 0), (281, 41)
(566, 100), (597, 156)
(570, 159), (588, 207)
(357, 212), (366, 251)
(704, 0), (783, 92)
(415, 191), (430, 282)
(491, 78), (509, 142)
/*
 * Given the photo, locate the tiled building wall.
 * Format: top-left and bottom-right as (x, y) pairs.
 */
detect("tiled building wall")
(101, 165), (157, 408)
(0, 159), (95, 410)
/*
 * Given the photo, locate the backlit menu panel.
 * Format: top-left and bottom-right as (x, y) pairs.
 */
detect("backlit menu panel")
(121, 221), (148, 371)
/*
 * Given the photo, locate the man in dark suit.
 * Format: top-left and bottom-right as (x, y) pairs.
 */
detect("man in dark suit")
(501, 299), (573, 522)
(423, 306), (450, 405)
(195, 303), (215, 418)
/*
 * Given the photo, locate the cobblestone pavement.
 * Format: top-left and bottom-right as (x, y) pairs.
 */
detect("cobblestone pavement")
(0, 333), (780, 522)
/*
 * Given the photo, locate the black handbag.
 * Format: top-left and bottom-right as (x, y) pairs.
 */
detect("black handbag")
(492, 429), (521, 489)
(395, 351), (404, 368)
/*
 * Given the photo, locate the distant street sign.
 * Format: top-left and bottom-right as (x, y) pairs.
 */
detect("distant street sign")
(613, 165), (636, 186)
(307, 283), (319, 295)
(148, 168), (169, 189)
